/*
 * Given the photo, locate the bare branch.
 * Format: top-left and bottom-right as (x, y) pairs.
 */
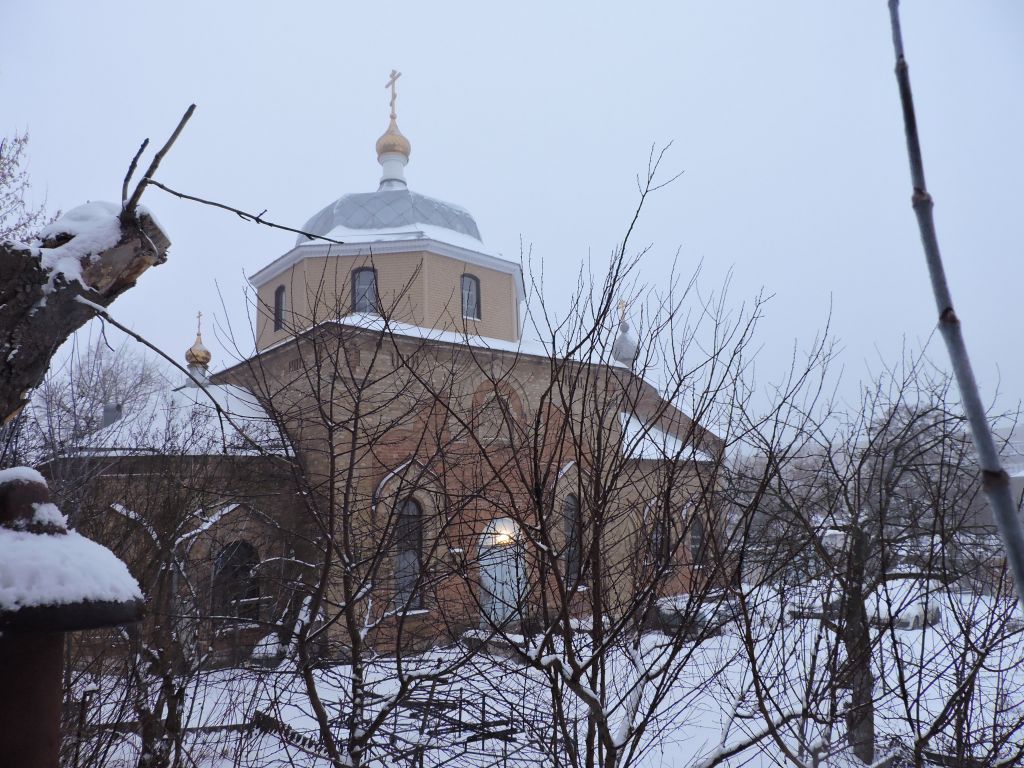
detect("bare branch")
(121, 104), (196, 223)
(144, 179), (347, 245)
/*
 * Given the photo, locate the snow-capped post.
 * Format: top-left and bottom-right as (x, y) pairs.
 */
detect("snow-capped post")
(0, 467), (143, 768)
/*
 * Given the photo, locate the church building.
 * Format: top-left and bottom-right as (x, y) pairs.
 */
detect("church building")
(55, 74), (724, 663)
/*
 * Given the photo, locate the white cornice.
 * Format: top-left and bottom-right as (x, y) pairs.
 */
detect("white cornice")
(249, 237), (526, 305)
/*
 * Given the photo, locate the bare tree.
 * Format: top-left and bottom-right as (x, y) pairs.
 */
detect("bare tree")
(24, 338), (299, 768)
(30, 334), (165, 460)
(0, 130), (57, 242)
(468, 155), (843, 768)
(213, 151), (834, 768)
(731, 355), (1024, 766)
(91, 140), (847, 768)
(212, 255), (516, 767)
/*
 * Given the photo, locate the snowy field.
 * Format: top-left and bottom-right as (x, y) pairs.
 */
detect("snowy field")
(74, 587), (1024, 767)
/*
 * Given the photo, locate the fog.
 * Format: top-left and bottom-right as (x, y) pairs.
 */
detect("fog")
(5, 1), (1023, 413)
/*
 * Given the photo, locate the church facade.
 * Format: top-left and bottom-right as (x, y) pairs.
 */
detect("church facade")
(210, 81), (723, 655)
(55, 79), (725, 663)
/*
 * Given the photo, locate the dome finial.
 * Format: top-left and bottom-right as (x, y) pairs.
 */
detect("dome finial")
(611, 300), (639, 367)
(387, 68), (401, 121)
(185, 310), (212, 373)
(375, 69), (411, 190)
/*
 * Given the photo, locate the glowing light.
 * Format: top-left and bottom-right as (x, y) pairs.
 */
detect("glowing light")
(484, 517), (519, 546)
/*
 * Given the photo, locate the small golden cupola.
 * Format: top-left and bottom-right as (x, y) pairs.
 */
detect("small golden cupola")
(375, 69), (412, 190)
(185, 311), (211, 383)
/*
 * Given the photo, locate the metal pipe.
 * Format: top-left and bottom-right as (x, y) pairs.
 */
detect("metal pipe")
(0, 632), (64, 767)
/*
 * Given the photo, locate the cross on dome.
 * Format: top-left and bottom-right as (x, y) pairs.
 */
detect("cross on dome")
(376, 69), (412, 190)
(293, 71), (485, 247)
(386, 69), (402, 120)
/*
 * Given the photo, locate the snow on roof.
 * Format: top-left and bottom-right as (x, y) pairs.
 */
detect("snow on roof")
(619, 411), (714, 462)
(257, 312), (608, 368)
(80, 381), (289, 457)
(252, 315), (723, 458)
(340, 312), (557, 358)
(303, 222), (492, 257)
(0, 526), (142, 612)
(296, 188), (482, 247)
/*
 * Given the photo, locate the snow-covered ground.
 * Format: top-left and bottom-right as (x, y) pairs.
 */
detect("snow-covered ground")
(74, 586), (1024, 767)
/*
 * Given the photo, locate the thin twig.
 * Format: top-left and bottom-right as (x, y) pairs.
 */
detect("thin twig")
(121, 138), (150, 204)
(888, 0), (1024, 611)
(144, 179), (346, 245)
(121, 104), (196, 223)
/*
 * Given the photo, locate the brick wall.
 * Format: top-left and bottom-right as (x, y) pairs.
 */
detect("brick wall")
(217, 325), (720, 653)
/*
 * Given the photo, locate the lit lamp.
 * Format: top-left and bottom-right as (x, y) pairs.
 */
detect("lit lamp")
(483, 517), (519, 547)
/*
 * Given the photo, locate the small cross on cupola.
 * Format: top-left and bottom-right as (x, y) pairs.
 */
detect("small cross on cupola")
(386, 69), (401, 120)
(185, 310), (212, 384)
(376, 69), (412, 190)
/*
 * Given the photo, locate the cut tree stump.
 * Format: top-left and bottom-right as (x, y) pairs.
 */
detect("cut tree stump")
(0, 209), (170, 424)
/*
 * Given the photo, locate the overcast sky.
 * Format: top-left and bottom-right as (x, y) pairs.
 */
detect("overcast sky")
(4, 2), (1023, 413)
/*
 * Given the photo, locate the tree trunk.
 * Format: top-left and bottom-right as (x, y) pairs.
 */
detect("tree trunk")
(842, 527), (875, 764)
(0, 210), (169, 424)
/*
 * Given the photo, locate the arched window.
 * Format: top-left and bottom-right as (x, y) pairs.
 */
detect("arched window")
(461, 274), (481, 320)
(394, 498), (423, 609)
(647, 505), (670, 569)
(213, 541), (260, 621)
(563, 494), (583, 586)
(690, 515), (706, 566)
(476, 394), (507, 440)
(352, 267), (379, 314)
(273, 285), (286, 331)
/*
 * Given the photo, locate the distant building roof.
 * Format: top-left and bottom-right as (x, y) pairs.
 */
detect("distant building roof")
(78, 382), (288, 458)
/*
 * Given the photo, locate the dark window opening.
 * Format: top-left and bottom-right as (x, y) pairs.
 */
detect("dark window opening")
(213, 541), (260, 621)
(353, 268), (379, 314)
(461, 274), (481, 320)
(690, 515), (706, 566)
(648, 509), (671, 569)
(273, 285), (286, 331)
(564, 494), (583, 586)
(395, 498), (423, 609)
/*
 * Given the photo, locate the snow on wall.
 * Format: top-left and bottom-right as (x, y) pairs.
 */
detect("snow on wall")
(31, 502), (68, 528)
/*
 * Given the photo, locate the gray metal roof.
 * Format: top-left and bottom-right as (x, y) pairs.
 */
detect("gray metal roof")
(297, 188), (482, 245)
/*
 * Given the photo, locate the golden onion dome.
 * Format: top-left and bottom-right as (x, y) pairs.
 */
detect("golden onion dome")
(185, 333), (211, 367)
(185, 312), (212, 367)
(375, 117), (411, 158)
